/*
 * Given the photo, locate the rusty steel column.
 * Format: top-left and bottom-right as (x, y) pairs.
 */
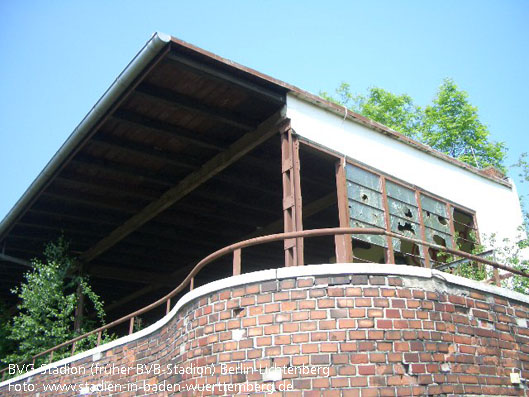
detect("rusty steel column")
(446, 203), (458, 250)
(415, 191), (431, 268)
(334, 158), (353, 263)
(281, 128), (303, 266)
(381, 176), (395, 264)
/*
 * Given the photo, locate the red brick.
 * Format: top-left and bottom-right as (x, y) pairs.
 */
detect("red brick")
(350, 353), (369, 363)
(274, 335), (291, 345)
(368, 309), (384, 318)
(345, 287), (362, 296)
(377, 319), (393, 329)
(337, 298), (354, 308)
(349, 308), (366, 317)
(297, 278), (314, 287)
(320, 320), (337, 330)
(392, 299), (406, 308)
(349, 330), (366, 340)
(394, 342), (409, 352)
(265, 303), (280, 313)
(281, 301), (297, 311)
(318, 299), (335, 308)
(355, 298), (372, 307)
(374, 298), (390, 307)
(256, 336), (272, 346)
(264, 324), (280, 335)
(338, 319), (356, 329)
(358, 365), (376, 375)
(364, 288), (380, 297)
(357, 319), (374, 328)
(310, 310), (327, 320)
(328, 287), (345, 297)
(299, 300), (315, 309)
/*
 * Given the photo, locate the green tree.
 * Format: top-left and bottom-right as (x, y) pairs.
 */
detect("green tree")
(422, 79), (506, 170)
(0, 302), (14, 362)
(2, 238), (108, 367)
(513, 153), (529, 183)
(509, 153), (529, 292)
(321, 83), (422, 139)
(513, 152), (529, 218)
(321, 78), (506, 170)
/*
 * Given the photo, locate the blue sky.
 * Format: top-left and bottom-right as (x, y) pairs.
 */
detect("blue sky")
(0, 1), (528, 222)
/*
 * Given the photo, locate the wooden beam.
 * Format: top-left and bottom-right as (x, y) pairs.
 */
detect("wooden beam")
(71, 155), (175, 187)
(43, 190), (137, 213)
(112, 110), (226, 151)
(9, 227), (99, 243)
(76, 154), (284, 198)
(166, 53), (285, 105)
(91, 134), (199, 170)
(80, 111), (286, 263)
(55, 176), (158, 202)
(28, 207), (122, 227)
(136, 83), (258, 131)
(281, 129), (303, 266)
(0, 253), (31, 268)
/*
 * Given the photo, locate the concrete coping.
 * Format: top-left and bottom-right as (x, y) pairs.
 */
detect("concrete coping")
(2, 263), (528, 386)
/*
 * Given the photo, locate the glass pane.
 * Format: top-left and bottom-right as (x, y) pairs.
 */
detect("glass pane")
(346, 164), (381, 192)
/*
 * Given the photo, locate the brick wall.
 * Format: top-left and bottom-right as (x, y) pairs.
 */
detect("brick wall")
(2, 265), (529, 396)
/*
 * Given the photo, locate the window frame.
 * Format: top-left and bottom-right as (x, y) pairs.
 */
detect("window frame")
(342, 157), (479, 267)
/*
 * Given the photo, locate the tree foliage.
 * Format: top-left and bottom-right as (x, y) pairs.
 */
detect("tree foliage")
(1, 238), (108, 367)
(320, 78), (506, 170)
(0, 302), (13, 362)
(321, 83), (423, 139)
(421, 79), (506, 169)
(513, 152), (529, 218)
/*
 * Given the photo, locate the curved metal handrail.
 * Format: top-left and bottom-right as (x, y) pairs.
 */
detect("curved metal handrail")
(1, 226), (528, 378)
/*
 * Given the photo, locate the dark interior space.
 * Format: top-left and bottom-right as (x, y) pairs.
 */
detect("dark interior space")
(298, 143), (340, 265)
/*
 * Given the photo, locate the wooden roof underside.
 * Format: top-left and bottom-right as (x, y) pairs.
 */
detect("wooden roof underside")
(0, 40), (294, 315)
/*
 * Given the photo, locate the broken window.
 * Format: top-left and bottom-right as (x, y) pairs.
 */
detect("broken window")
(386, 180), (424, 267)
(345, 164), (386, 263)
(453, 208), (478, 253)
(343, 160), (479, 267)
(419, 194), (454, 265)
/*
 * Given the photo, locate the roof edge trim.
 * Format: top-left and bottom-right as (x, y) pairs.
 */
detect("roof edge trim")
(0, 32), (171, 241)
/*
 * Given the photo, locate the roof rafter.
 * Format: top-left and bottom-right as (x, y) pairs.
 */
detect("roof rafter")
(165, 53), (285, 105)
(112, 109), (226, 151)
(80, 110), (287, 263)
(135, 83), (258, 131)
(90, 133), (200, 170)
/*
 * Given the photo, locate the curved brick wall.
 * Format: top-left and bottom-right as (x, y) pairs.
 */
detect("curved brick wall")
(2, 264), (529, 396)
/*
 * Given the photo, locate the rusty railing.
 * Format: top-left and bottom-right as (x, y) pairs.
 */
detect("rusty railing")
(2, 227), (528, 380)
